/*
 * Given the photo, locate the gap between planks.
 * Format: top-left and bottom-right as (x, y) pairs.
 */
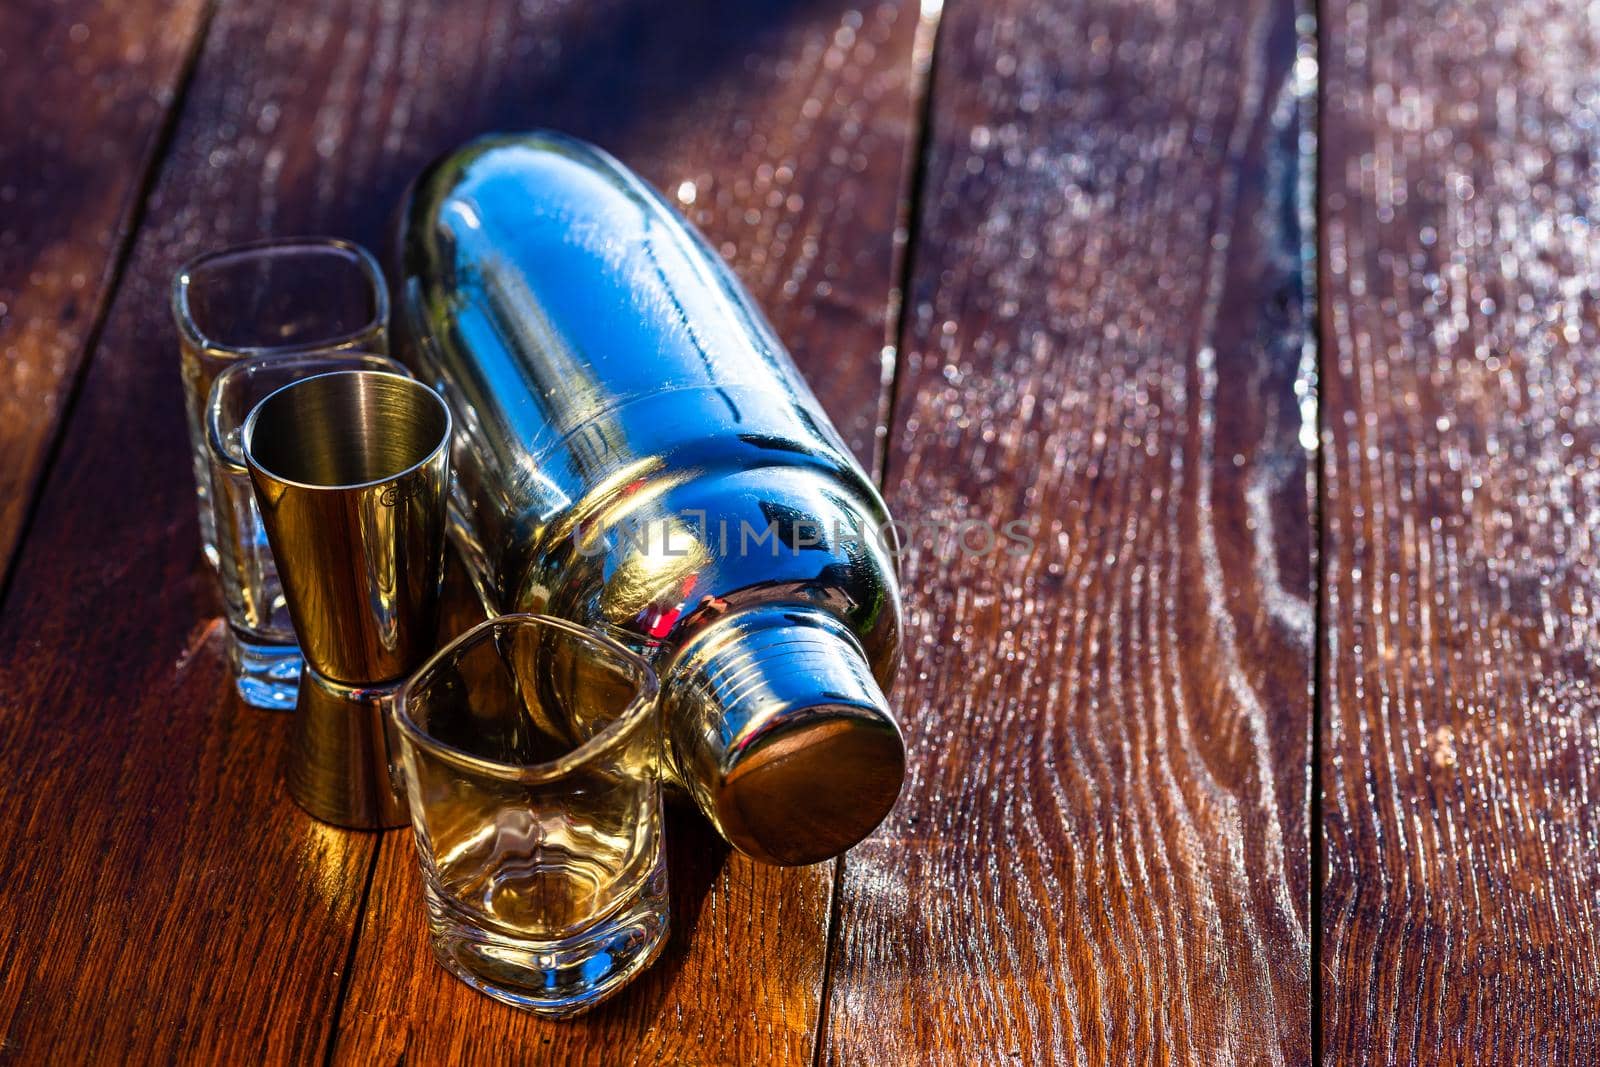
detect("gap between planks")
(0, 0), (223, 615)
(810, 3), (950, 1064)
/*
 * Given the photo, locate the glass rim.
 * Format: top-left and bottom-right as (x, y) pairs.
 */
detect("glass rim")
(394, 613), (661, 786)
(171, 235), (390, 358)
(241, 369), (452, 492)
(206, 352), (409, 473)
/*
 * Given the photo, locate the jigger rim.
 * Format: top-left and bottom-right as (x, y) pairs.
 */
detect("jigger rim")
(242, 370), (452, 492)
(207, 352), (410, 477)
(394, 613), (661, 786)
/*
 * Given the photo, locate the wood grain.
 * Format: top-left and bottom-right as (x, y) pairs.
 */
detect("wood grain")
(820, 0), (1314, 1062)
(0, 0), (926, 1062)
(1320, 0), (1600, 1060)
(0, 0), (209, 586)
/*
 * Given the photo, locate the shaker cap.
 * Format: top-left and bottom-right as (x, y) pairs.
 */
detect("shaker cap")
(667, 609), (906, 866)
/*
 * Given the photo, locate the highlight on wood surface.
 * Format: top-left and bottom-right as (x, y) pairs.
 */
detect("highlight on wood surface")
(823, 0), (1313, 1061)
(1320, 0), (1600, 1060)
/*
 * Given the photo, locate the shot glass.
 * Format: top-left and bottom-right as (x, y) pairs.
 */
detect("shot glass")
(173, 237), (389, 571)
(207, 353), (410, 708)
(393, 614), (669, 1017)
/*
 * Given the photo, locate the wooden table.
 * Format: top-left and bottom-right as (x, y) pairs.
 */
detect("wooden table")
(2, 0), (1592, 1060)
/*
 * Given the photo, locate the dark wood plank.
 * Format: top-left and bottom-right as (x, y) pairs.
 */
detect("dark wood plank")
(821, 0), (1314, 1061)
(0, 8), (393, 1063)
(1319, 2), (1600, 1060)
(0, 0), (209, 586)
(324, 2), (930, 1061)
(0, 0), (927, 1062)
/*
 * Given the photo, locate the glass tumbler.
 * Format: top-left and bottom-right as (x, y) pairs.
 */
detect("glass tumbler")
(173, 237), (389, 572)
(393, 614), (669, 1017)
(206, 353), (410, 709)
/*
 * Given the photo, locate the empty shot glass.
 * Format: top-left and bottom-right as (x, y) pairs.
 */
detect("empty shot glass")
(393, 614), (669, 1017)
(207, 353), (410, 708)
(173, 237), (389, 571)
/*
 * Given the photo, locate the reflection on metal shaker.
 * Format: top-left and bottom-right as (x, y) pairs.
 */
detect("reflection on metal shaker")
(400, 131), (905, 865)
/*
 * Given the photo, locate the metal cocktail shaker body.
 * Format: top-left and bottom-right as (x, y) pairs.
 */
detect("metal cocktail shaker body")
(399, 132), (905, 866)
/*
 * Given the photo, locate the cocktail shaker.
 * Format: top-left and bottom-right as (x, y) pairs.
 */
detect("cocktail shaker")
(398, 132), (905, 866)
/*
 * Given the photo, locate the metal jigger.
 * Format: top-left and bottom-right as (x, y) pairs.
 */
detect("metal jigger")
(242, 370), (452, 828)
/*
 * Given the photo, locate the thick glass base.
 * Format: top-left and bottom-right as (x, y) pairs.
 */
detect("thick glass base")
(230, 631), (302, 710)
(425, 858), (670, 1018)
